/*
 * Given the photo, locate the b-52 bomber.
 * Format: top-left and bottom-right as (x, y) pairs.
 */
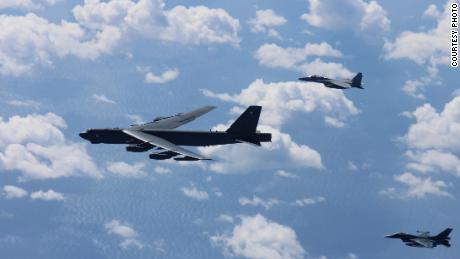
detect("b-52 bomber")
(298, 72), (363, 89)
(79, 106), (271, 161)
(385, 228), (453, 248)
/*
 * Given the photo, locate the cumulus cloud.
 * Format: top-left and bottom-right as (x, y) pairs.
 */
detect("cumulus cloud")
(405, 150), (460, 176)
(107, 161), (147, 178)
(0, 113), (101, 180)
(248, 9), (287, 38)
(0, 0), (240, 76)
(144, 68), (179, 84)
(403, 97), (460, 151)
(380, 172), (452, 199)
(105, 219), (143, 250)
(0, 0), (58, 10)
(239, 196), (281, 210)
(30, 189), (65, 201)
(180, 184), (209, 201)
(0, 13), (121, 76)
(211, 214), (306, 259)
(74, 0), (241, 45)
(301, 0), (390, 32)
(384, 96), (460, 199)
(92, 94), (116, 104)
(384, 2), (452, 98)
(198, 125), (323, 174)
(200, 79), (360, 173)
(254, 43), (352, 78)
(202, 79), (359, 128)
(424, 4), (441, 18)
(2, 185), (28, 199)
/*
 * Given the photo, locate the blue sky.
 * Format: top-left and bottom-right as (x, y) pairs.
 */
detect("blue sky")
(0, 0), (459, 258)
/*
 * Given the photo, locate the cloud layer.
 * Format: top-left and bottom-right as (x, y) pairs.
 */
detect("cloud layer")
(211, 214), (306, 259)
(0, 113), (100, 180)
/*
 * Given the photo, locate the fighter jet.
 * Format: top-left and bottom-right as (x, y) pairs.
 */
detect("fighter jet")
(385, 228), (452, 248)
(298, 72), (363, 89)
(79, 106), (271, 161)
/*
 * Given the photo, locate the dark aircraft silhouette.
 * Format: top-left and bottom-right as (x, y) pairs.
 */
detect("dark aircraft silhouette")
(298, 72), (363, 89)
(385, 228), (452, 248)
(79, 106), (271, 161)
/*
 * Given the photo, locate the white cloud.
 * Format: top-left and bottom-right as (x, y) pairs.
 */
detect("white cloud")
(92, 94), (116, 104)
(105, 219), (137, 238)
(403, 97), (460, 151)
(202, 79), (359, 128)
(74, 0), (241, 45)
(126, 114), (144, 124)
(239, 196), (281, 210)
(0, 113), (101, 180)
(0, 13), (121, 76)
(200, 78), (360, 173)
(107, 161), (147, 178)
(105, 219), (143, 250)
(324, 116), (345, 128)
(211, 214), (306, 259)
(217, 214), (234, 224)
(2, 185), (28, 199)
(291, 196), (325, 207)
(120, 238), (143, 250)
(424, 4), (441, 18)
(384, 2), (450, 65)
(6, 100), (40, 109)
(384, 95), (460, 199)
(198, 125), (323, 174)
(248, 9), (287, 38)
(275, 170), (299, 179)
(254, 43), (352, 78)
(154, 166), (172, 175)
(405, 150), (460, 176)
(1, 0), (240, 76)
(144, 68), (179, 84)
(347, 161), (358, 171)
(30, 189), (65, 201)
(180, 184), (209, 201)
(384, 2), (451, 98)
(381, 172), (452, 199)
(0, 0), (58, 10)
(161, 5), (240, 45)
(301, 0), (390, 32)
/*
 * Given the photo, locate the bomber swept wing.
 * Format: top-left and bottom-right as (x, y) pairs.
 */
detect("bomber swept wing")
(123, 129), (210, 161)
(130, 106), (215, 130)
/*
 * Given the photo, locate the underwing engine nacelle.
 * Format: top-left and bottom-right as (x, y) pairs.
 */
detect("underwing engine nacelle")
(126, 144), (153, 152)
(149, 151), (177, 160)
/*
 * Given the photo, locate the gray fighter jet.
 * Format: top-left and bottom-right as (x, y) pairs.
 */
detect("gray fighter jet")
(385, 228), (452, 248)
(298, 72), (363, 89)
(79, 106), (271, 161)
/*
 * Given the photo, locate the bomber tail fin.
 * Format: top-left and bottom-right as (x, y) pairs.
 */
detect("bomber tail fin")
(226, 106), (263, 146)
(351, 72), (363, 88)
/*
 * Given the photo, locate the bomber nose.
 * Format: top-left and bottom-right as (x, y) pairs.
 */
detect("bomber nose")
(79, 132), (89, 139)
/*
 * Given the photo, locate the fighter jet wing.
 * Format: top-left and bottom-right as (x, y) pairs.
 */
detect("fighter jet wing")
(122, 129), (210, 160)
(327, 80), (351, 89)
(412, 238), (435, 248)
(136, 106), (215, 130)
